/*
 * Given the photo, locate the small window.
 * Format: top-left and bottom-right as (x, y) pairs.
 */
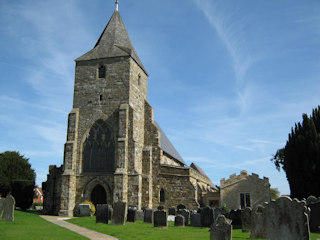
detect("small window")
(240, 193), (250, 209)
(138, 73), (141, 86)
(160, 188), (165, 202)
(98, 65), (106, 78)
(99, 95), (103, 101)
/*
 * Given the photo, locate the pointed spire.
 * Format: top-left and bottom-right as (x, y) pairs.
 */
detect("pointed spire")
(76, 8), (147, 75)
(115, 0), (119, 11)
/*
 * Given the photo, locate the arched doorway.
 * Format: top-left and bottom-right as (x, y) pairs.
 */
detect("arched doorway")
(90, 184), (106, 207)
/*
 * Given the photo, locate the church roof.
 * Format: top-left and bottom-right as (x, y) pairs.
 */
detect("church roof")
(76, 10), (147, 75)
(154, 121), (186, 166)
(190, 162), (218, 190)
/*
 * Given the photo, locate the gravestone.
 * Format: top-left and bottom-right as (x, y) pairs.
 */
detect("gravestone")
(309, 202), (320, 232)
(190, 212), (202, 227)
(127, 206), (137, 223)
(108, 206), (113, 220)
(79, 204), (91, 217)
(241, 207), (251, 232)
(0, 197), (5, 217)
(265, 197), (310, 240)
(177, 209), (190, 225)
(136, 210), (144, 221)
(210, 215), (232, 240)
(112, 201), (127, 225)
(213, 208), (223, 222)
(306, 196), (318, 206)
(250, 204), (266, 239)
(201, 206), (214, 227)
(197, 207), (203, 214)
(2, 195), (15, 222)
(177, 204), (186, 211)
(168, 207), (176, 215)
(154, 210), (168, 228)
(144, 208), (154, 223)
(174, 214), (185, 227)
(157, 205), (164, 211)
(96, 204), (109, 224)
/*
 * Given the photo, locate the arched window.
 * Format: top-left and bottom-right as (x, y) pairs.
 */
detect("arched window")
(160, 188), (165, 202)
(98, 65), (106, 78)
(83, 120), (115, 173)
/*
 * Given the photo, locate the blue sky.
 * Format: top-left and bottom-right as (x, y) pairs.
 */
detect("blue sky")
(1, 0), (320, 195)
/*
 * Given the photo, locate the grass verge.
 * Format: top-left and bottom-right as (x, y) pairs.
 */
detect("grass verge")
(0, 210), (88, 240)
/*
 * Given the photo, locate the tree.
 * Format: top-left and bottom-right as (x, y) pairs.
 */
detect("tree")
(0, 151), (35, 209)
(270, 188), (280, 200)
(272, 106), (320, 199)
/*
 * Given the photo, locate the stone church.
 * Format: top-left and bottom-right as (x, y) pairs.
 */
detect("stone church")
(42, 6), (217, 217)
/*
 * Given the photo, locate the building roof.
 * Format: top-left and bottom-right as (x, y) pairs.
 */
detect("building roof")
(190, 162), (218, 190)
(76, 10), (147, 75)
(154, 121), (186, 166)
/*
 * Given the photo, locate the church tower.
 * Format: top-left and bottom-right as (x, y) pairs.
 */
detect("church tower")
(59, 5), (149, 216)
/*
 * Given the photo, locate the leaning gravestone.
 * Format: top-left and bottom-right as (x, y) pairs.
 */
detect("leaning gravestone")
(250, 204), (266, 239)
(241, 207), (252, 232)
(144, 208), (154, 223)
(174, 214), (185, 227)
(0, 197), (5, 217)
(168, 207), (176, 215)
(265, 196), (310, 240)
(210, 215), (232, 240)
(201, 206), (214, 227)
(309, 202), (320, 232)
(136, 210), (144, 221)
(190, 212), (202, 227)
(96, 204), (109, 224)
(213, 208), (223, 222)
(2, 195), (15, 222)
(127, 206), (137, 223)
(154, 210), (168, 228)
(79, 204), (91, 217)
(177, 209), (190, 226)
(112, 201), (127, 225)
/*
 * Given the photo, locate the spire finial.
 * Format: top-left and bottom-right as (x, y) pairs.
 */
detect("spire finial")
(115, 0), (119, 11)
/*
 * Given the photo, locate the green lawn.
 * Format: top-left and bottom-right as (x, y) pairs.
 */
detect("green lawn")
(67, 216), (320, 240)
(0, 210), (88, 240)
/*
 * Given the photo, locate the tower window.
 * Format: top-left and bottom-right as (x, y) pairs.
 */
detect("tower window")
(99, 95), (103, 101)
(160, 188), (165, 202)
(98, 65), (106, 78)
(138, 73), (141, 86)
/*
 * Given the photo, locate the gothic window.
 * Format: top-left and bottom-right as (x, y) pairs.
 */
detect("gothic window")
(240, 193), (251, 209)
(160, 188), (165, 202)
(98, 65), (106, 78)
(83, 120), (115, 173)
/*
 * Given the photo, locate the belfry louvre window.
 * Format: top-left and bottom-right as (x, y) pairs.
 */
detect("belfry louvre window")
(98, 65), (106, 78)
(160, 188), (165, 202)
(240, 193), (250, 209)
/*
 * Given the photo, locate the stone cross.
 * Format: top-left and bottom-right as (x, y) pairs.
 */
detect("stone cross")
(2, 194), (15, 222)
(210, 215), (232, 240)
(265, 197), (310, 240)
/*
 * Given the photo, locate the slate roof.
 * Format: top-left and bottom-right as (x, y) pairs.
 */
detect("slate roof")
(154, 121), (186, 166)
(190, 162), (218, 190)
(76, 10), (147, 75)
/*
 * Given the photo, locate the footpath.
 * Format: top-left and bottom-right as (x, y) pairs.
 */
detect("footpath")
(40, 215), (119, 240)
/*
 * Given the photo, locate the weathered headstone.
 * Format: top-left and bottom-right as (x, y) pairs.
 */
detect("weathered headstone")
(306, 195), (318, 206)
(177, 209), (190, 226)
(127, 206), (137, 223)
(79, 204), (91, 217)
(309, 202), (320, 232)
(157, 205), (164, 211)
(136, 210), (144, 221)
(0, 197), (5, 217)
(241, 207), (251, 232)
(174, 214), (185, 227)
(2, 195), (15, 222)
(201, 206), (214, 227)
(168, 207), (176, 215)
(112, 201), (127, 225)
(225, 209), (242, 227)
(154, 210), (168, 228)
(210, 215), (232, 240)
(177, 204), (186, 211)
(96, 204), (109, 224)
(265, 197), (310, 240)
(144, 208), (154, 223)
(108, 206), (113, 220)
(250, 204), (266, 239)
(190, 212), (202, 227)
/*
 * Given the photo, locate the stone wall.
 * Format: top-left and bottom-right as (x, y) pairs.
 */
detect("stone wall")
(220, 170), (270, 210)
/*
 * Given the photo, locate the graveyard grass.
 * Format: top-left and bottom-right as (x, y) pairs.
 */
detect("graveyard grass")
(67, 216), (320, 240)
(0, 210), (88, 240)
